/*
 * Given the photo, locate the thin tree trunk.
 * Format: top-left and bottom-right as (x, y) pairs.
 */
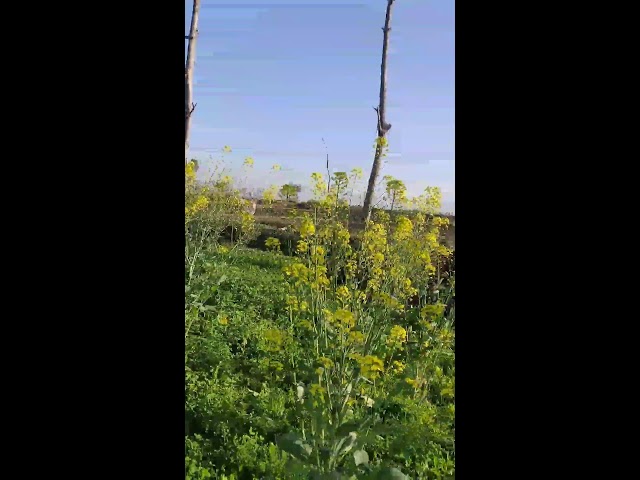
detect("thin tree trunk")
(322, 137), (331, 193)
(362, 0), (395, 222)
(185, 0), (201, 164)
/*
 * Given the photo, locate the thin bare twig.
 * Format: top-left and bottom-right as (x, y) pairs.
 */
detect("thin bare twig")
(322, 137), (331, 193)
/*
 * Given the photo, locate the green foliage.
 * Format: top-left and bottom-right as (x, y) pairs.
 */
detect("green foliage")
(280, 183), (302, 201)
(185, 161), (259, 287)
(383, 176), (408, 211)
(186, 160), (454, 479)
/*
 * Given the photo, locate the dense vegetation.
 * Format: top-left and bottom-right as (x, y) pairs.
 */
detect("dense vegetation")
(185, 158), (455, 479)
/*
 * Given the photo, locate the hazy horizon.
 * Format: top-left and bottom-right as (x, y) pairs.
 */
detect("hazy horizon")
(186, 0), (454, 213)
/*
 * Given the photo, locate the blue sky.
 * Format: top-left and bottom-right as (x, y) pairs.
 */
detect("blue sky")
(185, 0), (455, 212)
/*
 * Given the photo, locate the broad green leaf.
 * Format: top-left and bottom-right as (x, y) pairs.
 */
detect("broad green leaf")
(374, 467), (409, 479)
(353, 449), (369, 466)
(311, 472), (346, 480)
(336, 421), (363, 438)
(276, 432), (313, 460)
(337, 431), (358, 456)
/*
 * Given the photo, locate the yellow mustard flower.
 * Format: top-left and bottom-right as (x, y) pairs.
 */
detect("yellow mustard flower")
(299, 218), (316, 238)
(358, 355), (384, 380)
(388, 325), (407, 347)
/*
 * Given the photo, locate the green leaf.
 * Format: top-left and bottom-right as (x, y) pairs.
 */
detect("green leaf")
(335, 421), (362, 438)
(373, 467), (409, 479)
(311, 473), (346, 480)
(360, 466), (409, 480)
(353, 449), (369, 466)
(335, 431), (358, 456)
(318, 446), (332, 463)
(276, 432), (313, 460)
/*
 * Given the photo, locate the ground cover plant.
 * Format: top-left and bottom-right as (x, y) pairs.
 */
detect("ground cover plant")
(185, 158), (455, 479)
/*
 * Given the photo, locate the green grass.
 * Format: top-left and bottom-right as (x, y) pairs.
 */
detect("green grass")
(186, 248), (294, 479)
